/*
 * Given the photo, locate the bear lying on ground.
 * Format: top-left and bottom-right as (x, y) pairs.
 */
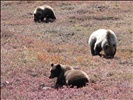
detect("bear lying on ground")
(49, 63), (89, 88)
(34, 5), (56, 23)
(88, 29), (117, 58)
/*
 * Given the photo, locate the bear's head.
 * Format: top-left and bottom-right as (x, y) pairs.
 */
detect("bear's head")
(102, 30), (117, 58)
(103, 43), (116, 58)
(34, 13), (42, 22)
(34, 8), (44, 22)
(49, 63), (62, 78)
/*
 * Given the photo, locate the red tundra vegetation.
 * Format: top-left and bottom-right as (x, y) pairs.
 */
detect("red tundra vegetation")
(1, 1), (133, 100)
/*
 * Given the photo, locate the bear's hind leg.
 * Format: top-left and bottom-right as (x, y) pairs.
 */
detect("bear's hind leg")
(89, 38), (96, 56)
(51, 13), (56, 19)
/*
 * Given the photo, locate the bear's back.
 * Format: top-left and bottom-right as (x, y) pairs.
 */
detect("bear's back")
(65, 70), (89, 87)
(89, 29), (117, 44)
(91, 29), (108, 40)
(61, 65), (74, 72)
(34, 5), (53, 14)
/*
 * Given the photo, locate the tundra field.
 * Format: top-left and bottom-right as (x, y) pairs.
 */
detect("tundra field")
(1, 1), (133, 100)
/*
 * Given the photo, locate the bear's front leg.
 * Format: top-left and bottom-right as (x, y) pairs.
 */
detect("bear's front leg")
(41, 17), (44, 22)
(55, 83), (62, 89)
(55, 76), (65, 89)
(94, 44), (102, 56)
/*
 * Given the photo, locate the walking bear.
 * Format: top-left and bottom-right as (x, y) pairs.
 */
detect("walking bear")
(34, 5), (56, 22)
(88, 29), (117, 58)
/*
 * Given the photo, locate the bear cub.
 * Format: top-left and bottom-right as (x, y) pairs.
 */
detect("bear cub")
(88, 29), (117, 58)
(34, 5), (56, 23)
(49, 63), (89, 88)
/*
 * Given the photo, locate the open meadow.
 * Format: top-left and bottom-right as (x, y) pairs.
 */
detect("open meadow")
(1, 1), (133, 100)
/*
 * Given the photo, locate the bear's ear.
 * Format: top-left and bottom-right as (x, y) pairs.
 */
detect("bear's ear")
(56, 64), (61, 69)
(34, 14), (37, 17)
(51, 63), (54, 67)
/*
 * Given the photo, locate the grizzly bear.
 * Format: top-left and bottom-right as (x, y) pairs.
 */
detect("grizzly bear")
(88, 29), (117, 58)
(49, 63), (89, 88)
(33, 5), (56, 22)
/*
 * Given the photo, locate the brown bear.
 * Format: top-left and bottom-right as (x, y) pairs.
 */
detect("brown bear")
(49, 63), (89, 88)
(88, 29), (117, 58)
(33, 5), (56, 23)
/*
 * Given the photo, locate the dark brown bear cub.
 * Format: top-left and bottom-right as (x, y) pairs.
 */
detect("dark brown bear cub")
(49, 63), (89, 88)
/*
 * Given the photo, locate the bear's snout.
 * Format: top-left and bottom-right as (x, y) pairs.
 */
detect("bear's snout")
(49, 74), (54, 78)
(104, 54), (114, 59)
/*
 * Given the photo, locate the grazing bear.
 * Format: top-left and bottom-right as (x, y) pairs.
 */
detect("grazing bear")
(88, 29), (117, 58)
(33, 5), (56, 22)
(49, 63), (89, 88)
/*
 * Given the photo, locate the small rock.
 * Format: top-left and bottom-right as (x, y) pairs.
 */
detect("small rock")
(40, 83), (45, 87)
(31, 73), (38, 77)
(42, 87), (51, 90)
(5, 81), (10, 85)
(107, 72), (113, 77)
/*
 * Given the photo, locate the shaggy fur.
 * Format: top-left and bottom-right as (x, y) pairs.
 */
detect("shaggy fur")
(49, 63), (89, 88)
(34, 5), (56, 22)
(88, 29), (117, 58)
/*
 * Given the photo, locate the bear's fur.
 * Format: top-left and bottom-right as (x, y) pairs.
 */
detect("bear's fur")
(49, 63), (89, 88)
(33, 5), (56, 23)
(88, 29), (117, 58)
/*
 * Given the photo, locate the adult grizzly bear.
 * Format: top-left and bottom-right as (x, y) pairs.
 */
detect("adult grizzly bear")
(34, 5), (56, 22)
(88, 29), (117, 58)
(49, 63), (89, 88)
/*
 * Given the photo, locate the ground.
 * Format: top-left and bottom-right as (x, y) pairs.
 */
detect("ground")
(1, 1), (133, 100)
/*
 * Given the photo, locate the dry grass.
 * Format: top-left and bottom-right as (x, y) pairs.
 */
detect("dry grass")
(1, 1), (133, 100)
